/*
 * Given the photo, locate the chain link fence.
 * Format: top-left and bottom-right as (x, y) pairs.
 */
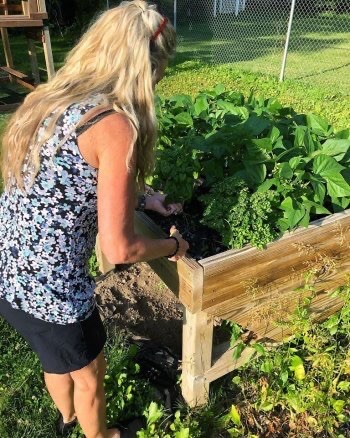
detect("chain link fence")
(156, 0), (350, 88)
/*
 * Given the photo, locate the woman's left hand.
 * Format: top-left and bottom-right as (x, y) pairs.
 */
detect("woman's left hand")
(145, 192), (183, 217)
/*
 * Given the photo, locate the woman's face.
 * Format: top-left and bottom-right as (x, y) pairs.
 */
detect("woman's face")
(153, 58), (168, 87)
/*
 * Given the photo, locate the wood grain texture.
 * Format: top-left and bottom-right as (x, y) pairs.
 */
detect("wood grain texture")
(135, 212), (203, 311)
(95, 234), (114, 274)
(181, 309), (214, 406)
(203, 262), (348, 324)
(134, 210), (349, 336)
(1, 65), (30, 80)
(42, 26), (54, 80)
(205, 340), (256, 383)
(200, 209), (350, 312)
(27, 38), (40, 84)
(241, 288), (344, 342)
(0, 18), (43, 26)
(1, 28), (13, 73)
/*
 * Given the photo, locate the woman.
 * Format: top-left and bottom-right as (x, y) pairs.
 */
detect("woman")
(0, 1), (189, 437)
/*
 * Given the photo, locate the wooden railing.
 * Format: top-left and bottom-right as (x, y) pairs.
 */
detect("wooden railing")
(0, 0), (47, 25)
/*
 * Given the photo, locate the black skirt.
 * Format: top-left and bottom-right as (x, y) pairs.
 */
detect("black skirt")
(0, 298), (106, 374)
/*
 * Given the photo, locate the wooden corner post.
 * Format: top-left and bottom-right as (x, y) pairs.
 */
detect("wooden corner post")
(182, 308), (214, 406)
(180, 263), (214, 406)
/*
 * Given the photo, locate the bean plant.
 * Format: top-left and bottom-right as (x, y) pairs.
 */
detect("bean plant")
(149, 86), (350, 249)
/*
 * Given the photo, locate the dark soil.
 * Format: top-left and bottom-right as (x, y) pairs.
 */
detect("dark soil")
(146, 198), (228, 260)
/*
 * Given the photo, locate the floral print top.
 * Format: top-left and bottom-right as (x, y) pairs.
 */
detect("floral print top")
(0, 96), (105, 324)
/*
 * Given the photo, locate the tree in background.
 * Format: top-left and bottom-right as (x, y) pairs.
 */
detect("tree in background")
(46, 0), (112, 29)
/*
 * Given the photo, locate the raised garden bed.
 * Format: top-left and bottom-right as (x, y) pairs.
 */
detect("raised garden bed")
(97, 86), (350, 406)
(132, 209), (349, 406)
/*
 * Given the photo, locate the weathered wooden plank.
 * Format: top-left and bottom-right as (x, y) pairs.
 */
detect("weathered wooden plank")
(22, 0), (29, 15)
(203, 257), (348, 324)
(27, 37), (40, 84)
(147, 257), (179, 295)
(1, 27), (14, 84)
(28, 0), (38, 13)
(200, 209), (350, 311)
(12, 76), (35, 89)
(37, 0), (46, 13)
(1, 65), (30, 80)
(205, 340), (255, 383)
(134, 212), (203, 311)
(95, 234), (114, 274)
(204, 288), (344, 383)
(0, 66), (34, 89)
(28, 12), (47, 19)
(0, 5), (23, 12)
(42, 26), (54, 80)
(218, 285), (344, 342)
(181, 309), (214, 406)
(0, 18), (42, 27)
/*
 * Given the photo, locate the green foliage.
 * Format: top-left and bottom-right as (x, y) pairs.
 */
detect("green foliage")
(104, 342), (154, 425)
(225, 280), (350, 436)
(0, 321), (154, 438)
(137, 402), (200, 438)
(132, 279), (350, 436)
(0, 318), (58, 438)
(219, 404), (244, 437)
(157, 66), (349, 131)
(201, 178), (280, 249)
(153, 85), (350, 249)
(87, 251), (100, 278)
(72, 340), (155, 437)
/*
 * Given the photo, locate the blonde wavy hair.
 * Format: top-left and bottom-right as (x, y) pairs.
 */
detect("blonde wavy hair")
(1, 0), (176, 189)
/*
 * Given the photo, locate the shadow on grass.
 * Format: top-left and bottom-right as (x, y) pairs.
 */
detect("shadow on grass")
(173, 11), (350, 66)
(0, 11), (348, 91)
(294, 60), (350, 81)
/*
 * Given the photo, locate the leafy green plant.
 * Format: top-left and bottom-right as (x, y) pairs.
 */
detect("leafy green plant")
(224, 279), (350, 436)
(104, 343), (154, 425)
(152, 85), (350, 250)
(219, 405), (244, 437)
(87, 250), (100, 278)
(200, 177), (281, 249)
(137, 402), (197, 438)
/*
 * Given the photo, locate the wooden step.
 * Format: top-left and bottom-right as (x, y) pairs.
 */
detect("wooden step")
(0, 66), (35, 90)
(0, 18), (43, 27)
(1, 65), (30, 80)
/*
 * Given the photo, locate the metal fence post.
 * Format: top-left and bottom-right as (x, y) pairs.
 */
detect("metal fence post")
(173, 0), (177, 30)
(167, 0), (349, 86)
(280, 0), (297, 82)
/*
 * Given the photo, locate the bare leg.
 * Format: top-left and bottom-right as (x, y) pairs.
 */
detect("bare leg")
(44, 372), (76, 423)
(70, 352), (119, 438)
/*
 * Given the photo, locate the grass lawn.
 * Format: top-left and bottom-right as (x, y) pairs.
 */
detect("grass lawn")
(158, 62), (349, 131)
(174, 11), (350, 94)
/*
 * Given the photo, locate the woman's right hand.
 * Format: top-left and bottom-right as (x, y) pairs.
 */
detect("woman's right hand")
(168, 225), (189, 262)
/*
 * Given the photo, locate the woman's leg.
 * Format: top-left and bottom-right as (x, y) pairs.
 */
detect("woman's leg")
(69, 351), (119, 438)
(44, 372), (76, 423)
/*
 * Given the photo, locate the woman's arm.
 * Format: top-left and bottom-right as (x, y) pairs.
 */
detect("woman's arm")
(78, 113), (188, 265)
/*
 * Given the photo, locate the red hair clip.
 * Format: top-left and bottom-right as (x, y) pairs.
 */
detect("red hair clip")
(151, 17), (168, 42)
